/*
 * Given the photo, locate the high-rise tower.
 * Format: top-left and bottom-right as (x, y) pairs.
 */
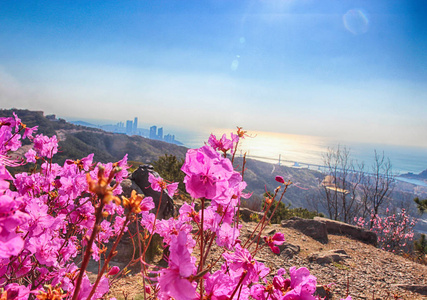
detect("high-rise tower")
(133, 117), (138, 134)
(150, 126), (157, 139)
(158, 127), (163, 140)
(126, 120), (133, 135)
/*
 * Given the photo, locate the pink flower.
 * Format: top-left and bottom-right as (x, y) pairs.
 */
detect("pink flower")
(108, 266), (120, 276)
(208, 133), (233, 154)
(181, 145), (235, 200)
(25, 148), (37, 163)
(140, 213), (156, 234)
(2, 283), (31, 300)
(283, 267), (317, 300)
(78, 275), (110, 300)
(275, 176), (285, 183)
(148, 173), (178, 197)
(178, 202), (199, 223)
(216, 223), (240, 250)
(158, 231), (196, 300)
(0, 165), (13, 192)
(203, 270), (237, 299)
(166, 182), (179, 197)
(223, 244), (270, 285)
(33, 134), (58, 158)
(0, 195), (29, 259)
(140, 196), (155, 212)
(263, 232), (285, 254)
(22, 125), (38, 140)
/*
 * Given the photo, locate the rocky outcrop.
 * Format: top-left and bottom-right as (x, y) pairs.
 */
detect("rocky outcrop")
(391, 284), (427, 295)
(239, 207), (263, 222)
(314, 217), (377, 246)
(120, 178), (143, 197)
(278, 242), (300, 258)
(129, 164), (175, 219)
(308, 249), (350, 264)
(281, 217), (328, 244)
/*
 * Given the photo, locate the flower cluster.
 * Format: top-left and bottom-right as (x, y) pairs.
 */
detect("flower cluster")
(0, 116), (352, 300)
(355, 208), (417, 253)
(0, 114), (149, 299)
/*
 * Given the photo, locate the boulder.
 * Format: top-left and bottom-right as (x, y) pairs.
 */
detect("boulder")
(131, 165), (175, 219)
(315, 285), (333, 299)
(120, 178), (143, 198)
(239, 207), (263, 223)
(308, 249), (350, 264)
(278, 242), (300, 258)
(390, 284), (427, 295)
(281, 217), (328, 244)
(314, 217), (377, 246)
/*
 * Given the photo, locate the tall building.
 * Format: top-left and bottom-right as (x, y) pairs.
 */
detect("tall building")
(150, 126), (157, 139)
(126, 120), (133, 135)
(133, 117), (138, 134)
(157, 127), (163, 140)
(164, 134), (176, 144)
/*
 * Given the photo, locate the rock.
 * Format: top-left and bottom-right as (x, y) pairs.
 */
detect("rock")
(239, 207), (263, 223)
(308, 249), (350, 264)
(281, 217), (328, 244)
(131, 165), (175, 219)
(120, 178), (143, 198)
(314, 217), (377, 246)
(278, 242), (300, 258)
(390, 284), (427, 295)
(315, 285), (333, 299)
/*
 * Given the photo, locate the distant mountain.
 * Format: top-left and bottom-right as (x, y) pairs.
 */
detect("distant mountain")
(0, 109), (188, 166)
(69, 120), (98, 128)
(233, 157), (323, 209)
(400, 168), (427, 180)
(421, 170), (427, 179)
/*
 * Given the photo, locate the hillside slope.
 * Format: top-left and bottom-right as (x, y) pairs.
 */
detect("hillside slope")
(234, 157), (323, 209)
(0, 109), (188, 165)
(105, 220), (427, 300)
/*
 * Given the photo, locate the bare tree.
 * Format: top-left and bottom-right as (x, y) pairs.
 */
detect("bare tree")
(360, 150), (394, 227)
(320, 145), (363, 223)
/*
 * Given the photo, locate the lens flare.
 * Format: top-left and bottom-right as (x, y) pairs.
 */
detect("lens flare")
(343, 9), (369, 35)
(231, 59), (239, 71)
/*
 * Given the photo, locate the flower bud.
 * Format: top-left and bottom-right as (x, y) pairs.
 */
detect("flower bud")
(108, 266), (120, 276)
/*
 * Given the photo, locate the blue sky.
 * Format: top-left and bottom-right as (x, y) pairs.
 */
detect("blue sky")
(1, 0), (426, 148)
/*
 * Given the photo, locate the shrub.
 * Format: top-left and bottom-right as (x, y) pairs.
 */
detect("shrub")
(263, 192), (323, 224)
(152, 154), (186, 193)
(414, 234), (427, 263)
(355, 208), (417, 253)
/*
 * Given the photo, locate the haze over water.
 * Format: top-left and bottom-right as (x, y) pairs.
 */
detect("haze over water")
(180, 129), (427, 176)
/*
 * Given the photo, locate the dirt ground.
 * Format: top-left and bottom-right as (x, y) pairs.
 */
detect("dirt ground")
(104, 222), (427, 300)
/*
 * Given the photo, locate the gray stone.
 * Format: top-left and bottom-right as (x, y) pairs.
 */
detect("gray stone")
(239, 207), (263, 223)
(314, 217), (377, 246)
(391, 284), (427, 295)
(120, 178), (143, 198)
(131, 165), (175, 219)
(315, 285), (333, 299)
(281, 217), (328, 244)
(308, 249), (350, 264)
(278, 242), (300, 258)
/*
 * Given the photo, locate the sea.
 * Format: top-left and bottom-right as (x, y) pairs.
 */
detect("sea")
(177, 129), (427, 179)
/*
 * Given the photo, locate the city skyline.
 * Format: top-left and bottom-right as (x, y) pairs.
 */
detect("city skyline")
(73, 116), (180, 145)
